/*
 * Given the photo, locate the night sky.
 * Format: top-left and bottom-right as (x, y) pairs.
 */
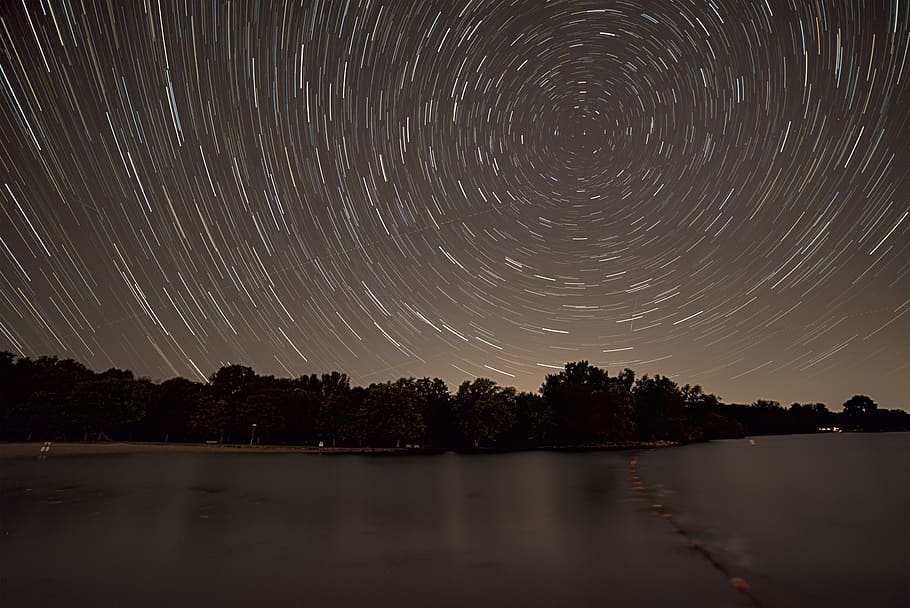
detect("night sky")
(1, 1), (908, 409)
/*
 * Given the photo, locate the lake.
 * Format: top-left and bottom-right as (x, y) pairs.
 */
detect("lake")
(1, 434), (907, 607)
(640, 432), (910, 607)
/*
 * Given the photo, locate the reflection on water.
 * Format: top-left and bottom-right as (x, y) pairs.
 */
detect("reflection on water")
(5, 436), (905, 607)
(1, 450), (753, 607)
(640, 433), (910, 608)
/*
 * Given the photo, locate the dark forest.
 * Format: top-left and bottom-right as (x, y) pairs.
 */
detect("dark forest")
(2, 352), (907, 449)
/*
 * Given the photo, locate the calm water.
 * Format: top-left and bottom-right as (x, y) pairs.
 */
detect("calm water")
(640, 432), (910, 607)
(1, 435), (907, 607)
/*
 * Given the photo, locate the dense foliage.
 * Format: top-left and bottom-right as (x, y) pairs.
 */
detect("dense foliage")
(1, 352), (908, 447)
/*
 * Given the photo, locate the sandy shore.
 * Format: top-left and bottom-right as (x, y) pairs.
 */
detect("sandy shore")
(0, 441), (412, 459)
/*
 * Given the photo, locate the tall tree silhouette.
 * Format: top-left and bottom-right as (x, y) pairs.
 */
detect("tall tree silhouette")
(364, 379), (424, 447)
(843, 395), (877, 431)
(541, 361), (634, 442)
(633, 375), (686, 441)
(454, 378), (517, 447)
(417, 377), (454, 447)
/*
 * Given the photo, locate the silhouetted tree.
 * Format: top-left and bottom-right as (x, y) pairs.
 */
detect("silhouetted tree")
(244, 388), (290, 443)
(5, 355), (93, 440)
(0, 352), (16, 434)
(210, 364), (256, 400)
(190, 395), (229, 442)
(541, 361), (633, 443)
(454, 378), (517, 447)
(205, 365), (259, 442)
(337, 386), (369, 446)
(617, 368), (635, 390)
(417, 377), (454, 447)
(145, 378), (203, 442)
(364, 379), (424, 447)
(684, 386), (744, 440)
(843, 395), (878, 431)
(69, 375), (152, 440)
(788, 402), (832, 433)
(871, 408), (910, 432)
(282, 386), (320, 444)
(633, 375), (686, 441)
(2, 349), (906, 448)
(313, 372), (353, 446)
(508, 391), (555, 446)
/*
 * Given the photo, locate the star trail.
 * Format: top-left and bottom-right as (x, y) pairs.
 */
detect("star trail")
(1, 0), (909, 408)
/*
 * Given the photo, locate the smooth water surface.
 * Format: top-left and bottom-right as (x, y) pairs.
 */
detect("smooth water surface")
(639, 432), (910, 607)
(1, 450), (745, 607)
(2, 434), (907, 607)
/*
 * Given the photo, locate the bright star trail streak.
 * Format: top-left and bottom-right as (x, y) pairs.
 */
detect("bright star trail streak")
(1, 1), (909, 408)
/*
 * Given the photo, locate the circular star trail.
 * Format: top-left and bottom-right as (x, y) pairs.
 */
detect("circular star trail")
(1, 0), (909, 407)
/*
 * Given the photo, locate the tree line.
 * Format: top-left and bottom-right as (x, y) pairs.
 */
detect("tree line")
(1, 352), (907, 447)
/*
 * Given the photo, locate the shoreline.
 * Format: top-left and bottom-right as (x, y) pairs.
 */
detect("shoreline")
(0, 441), (416, 459)
(0, 439), (679, 459)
